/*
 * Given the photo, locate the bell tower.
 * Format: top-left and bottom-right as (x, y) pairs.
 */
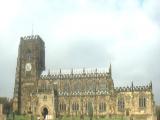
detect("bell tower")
(13, 35), (45, 114)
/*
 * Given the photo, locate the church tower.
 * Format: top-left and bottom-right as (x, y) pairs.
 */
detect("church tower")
(13, 35), (45, 114)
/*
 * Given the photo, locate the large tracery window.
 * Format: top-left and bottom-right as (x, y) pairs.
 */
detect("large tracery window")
(118, 98), (125, 112)
(72, 102), (79, 111)
(85, 101), (93, 113)
(99, 102), (106, 112)
(59, 102), (66, 112)
(139, 96), (146, 108)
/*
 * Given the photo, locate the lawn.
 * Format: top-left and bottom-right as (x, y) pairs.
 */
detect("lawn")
(6, 114), (35, 120)
(58, 116), (126, 120)
(6, 114), (126, 120)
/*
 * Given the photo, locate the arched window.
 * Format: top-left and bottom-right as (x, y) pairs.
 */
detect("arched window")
(139, 96), (146, 108)
(64, 82), (69, 92)
(59, 102), (66, 112)
(26, 49), (32, 61)
(99, 81), (106, 90)
(72, 102), (79, 111)
(85, 101), (93, 113)
(118, 98), (125, 112)
(85, 102), (89, 112)
(74, 81), (81, 91)
(87, 101), (93, 115)
(89, 81), (95, 90)
(99, 102), (106, 112)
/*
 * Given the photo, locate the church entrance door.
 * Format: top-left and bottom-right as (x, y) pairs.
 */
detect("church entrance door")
(42, 107), (48, 119)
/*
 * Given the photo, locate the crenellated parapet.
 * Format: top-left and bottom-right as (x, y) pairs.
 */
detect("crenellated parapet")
(36, 87), (110, 96)
(20, 35), (42, 41)
(40, 68), (111, 80)
(115, 86), (132, 92)
(58, 89), (110, 96)
(115, 82), (152, 92)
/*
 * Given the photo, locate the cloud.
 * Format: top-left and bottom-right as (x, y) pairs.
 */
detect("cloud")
(0, 0), (160, 105)
(47, 0), (160, 104)
(0, 0), (21, 32)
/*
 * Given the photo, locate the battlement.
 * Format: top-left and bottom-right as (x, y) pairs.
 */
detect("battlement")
(20, 35), (43, 41)
(58, 89), (109, 96)
(115, 82), (152, 92)
(36, 88), (110, 96)
(40, 68), (111, 80)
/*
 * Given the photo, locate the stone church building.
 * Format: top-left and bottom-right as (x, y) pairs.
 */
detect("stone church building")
(13, 35), (156, 120)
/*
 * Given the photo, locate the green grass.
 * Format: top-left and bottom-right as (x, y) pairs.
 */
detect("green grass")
(6, 114), (36, 120)
(6, 114), (126, 120)
(60, 116), (126, 120)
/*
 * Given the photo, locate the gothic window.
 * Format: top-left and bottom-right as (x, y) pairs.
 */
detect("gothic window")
(74, 82), (81, 91)
(89, 81), (95, 90)
(72, 102), (79, 111)
(86, 101), (93, 113)
(118, 98), (125, 112)
(64, 82), (69, 92)
(99, 102), (106, 112)
(85, 102), (89, 112)
(99, 84), (106, 90)
(139, 96), (146, 108)
(26, 49), (32, 61)
(42, 84), (46, 90)
(59, 102), (66, 112)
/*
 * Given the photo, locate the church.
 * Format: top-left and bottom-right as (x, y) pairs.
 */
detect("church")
(13, 35), (156, 120)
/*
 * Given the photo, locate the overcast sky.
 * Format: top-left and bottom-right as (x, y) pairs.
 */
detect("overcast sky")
(0, 0), (160, 104)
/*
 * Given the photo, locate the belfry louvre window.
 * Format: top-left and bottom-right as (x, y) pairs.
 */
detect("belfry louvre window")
(26, 49), (32, 61)
(118, 98), (125, 112)
(99, 102), (106, 112)
(59, 102), (66, 112)
(139, 96), (146, 108)
(72, 102), (79, 111)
